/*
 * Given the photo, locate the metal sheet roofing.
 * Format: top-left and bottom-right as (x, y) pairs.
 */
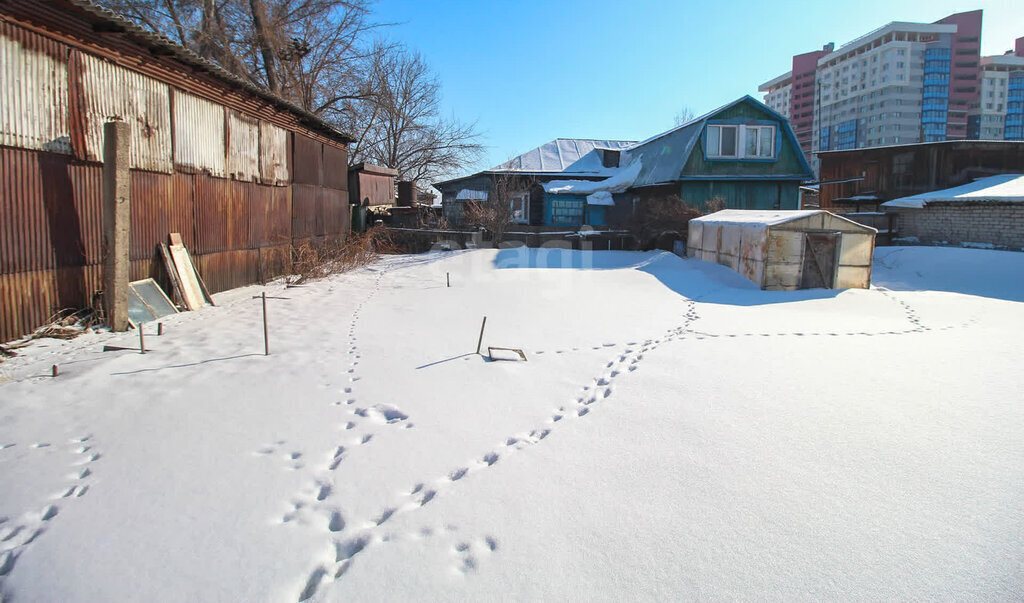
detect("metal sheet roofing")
(882, 174), (1024, 208)
(493, 139), (634, 173)
(691, 209), (824, 227)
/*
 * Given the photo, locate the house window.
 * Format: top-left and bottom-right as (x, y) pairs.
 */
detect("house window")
(550, 198), (584, 225)
(745, 125), (775, 158)
(706, 125), (738, 157)
(706, 124), (775, 159)
(510, 192), (529, 224)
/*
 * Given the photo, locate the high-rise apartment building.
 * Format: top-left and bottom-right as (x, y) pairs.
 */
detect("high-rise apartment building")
(757, 10), (1022, 173)
(972, 37), (1024, 140)
(758, 44), (835, 159)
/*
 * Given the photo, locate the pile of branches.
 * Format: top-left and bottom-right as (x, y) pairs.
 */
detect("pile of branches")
(289, 228), (397, 285)
(0, 307), (103, 361)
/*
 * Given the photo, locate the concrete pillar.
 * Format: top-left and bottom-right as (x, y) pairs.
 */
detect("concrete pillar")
(102, 121), (131, 331)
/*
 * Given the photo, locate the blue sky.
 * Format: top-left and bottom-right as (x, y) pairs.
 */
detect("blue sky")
(372, 0), (1023, 180)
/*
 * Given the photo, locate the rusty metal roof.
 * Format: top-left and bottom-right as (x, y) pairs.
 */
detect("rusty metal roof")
(56, 0), (354, 144)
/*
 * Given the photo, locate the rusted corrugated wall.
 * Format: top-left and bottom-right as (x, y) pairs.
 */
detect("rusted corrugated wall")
(173, 89), (226, 177)
(0, 22), (71, 154)
(227, 110), (260, 182)
(0, 11), (351, 343)
(259, 122), (290, 185)
(76, 51), (173, 172)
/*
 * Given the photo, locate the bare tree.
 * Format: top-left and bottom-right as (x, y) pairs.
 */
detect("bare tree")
(345, 43), (483, 184)
(101, 0), (379, 115)
(462, 174), (532, 245)
(673, 106), (696, 127)
(103, 0), (482, 187)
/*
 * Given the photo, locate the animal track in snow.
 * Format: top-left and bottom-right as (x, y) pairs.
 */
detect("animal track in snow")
(450, 535), (499, 575)
(353, 404), (409, 424)
(0, 432), (99, 584)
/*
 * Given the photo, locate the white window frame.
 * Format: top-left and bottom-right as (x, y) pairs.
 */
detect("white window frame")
(707, 124), (776, 159)
(509, 192), (529, 224)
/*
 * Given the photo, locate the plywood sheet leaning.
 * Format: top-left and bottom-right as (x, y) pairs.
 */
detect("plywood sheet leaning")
(159, 243), (186, 307)
(168, 232), (206, 310)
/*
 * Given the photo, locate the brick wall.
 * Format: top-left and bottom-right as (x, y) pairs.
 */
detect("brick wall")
(889, 204), (1024, 248)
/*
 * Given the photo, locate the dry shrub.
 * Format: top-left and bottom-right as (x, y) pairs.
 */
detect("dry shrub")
(704, 195), (726, 214)
(289, 229), (398, 284)
(617, 194), (728, 250)
(1, 307), (103, 360)
(617, 194), (702, 250)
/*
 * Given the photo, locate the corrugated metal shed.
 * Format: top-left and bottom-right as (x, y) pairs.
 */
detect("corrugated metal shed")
(77, 52), (172, 171)
(259, 121), (289, 185)
(0, 0), (355, 343)
(227, 109), (260, 182)
(0, 23), (71, 154)
(687, 210), (876, 290)
(173, 89), (226, 177)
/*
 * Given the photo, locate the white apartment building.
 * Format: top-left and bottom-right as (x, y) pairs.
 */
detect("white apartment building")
(975, 54), (1024, 139)
(812, 22), (959, 154)
(758, 72), (792, 117)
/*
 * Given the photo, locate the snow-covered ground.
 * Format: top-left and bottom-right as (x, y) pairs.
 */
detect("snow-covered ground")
(1, 246), (1022, 601)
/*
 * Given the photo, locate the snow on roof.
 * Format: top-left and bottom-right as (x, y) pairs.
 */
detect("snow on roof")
(543, 161), (642, 195)
(493, 139), (635, 173)
(691, 209), (824, 227)
(456, 189), (488, 200)
(882, 174), (1024, 209)
(586, 191), (615, 206)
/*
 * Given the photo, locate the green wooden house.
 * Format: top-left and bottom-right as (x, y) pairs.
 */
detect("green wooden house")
(435, 96), (813, 228)
(623, 95), (814, 211)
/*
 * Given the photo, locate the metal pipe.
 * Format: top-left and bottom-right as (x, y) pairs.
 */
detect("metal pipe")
(476, 316), (487, 355)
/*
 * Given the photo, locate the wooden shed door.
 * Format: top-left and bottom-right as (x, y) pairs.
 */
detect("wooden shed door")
(800, 232), (839, 289)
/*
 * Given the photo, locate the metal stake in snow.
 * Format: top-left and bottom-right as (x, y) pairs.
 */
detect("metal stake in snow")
(139, 324), (146, 354)
(447, 272), (450, 288)
(252, 291), (290, 356)
(476, 316), (487, 355)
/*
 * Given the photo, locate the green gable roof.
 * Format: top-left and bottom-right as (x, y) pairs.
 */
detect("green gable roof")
(626, 95), (813, 187)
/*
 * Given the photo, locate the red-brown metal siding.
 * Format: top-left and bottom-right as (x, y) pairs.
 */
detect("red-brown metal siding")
(322, 187), (350, 235)
(194, 176), (250, 254)
(195, 249), (259, 293)
(250, 185), (290, 247)
(0, 7), (352, 343)
(0, 147), (99, 274)
(322, 144), (347, 190)
(291, 184), (318, 240)
(292, 134), (322, 185)
(357, 172), (395, 206)
(129, 170), (195, 260)
(0, 265), (103, 341)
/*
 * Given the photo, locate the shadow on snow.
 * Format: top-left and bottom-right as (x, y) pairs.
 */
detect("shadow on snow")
(491, 247), (842, 307)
